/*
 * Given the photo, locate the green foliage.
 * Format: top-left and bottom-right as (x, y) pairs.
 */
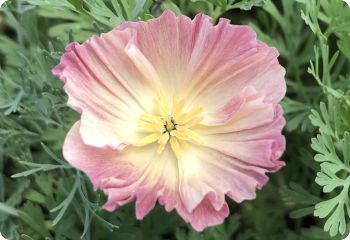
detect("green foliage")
(187, 0), (264, 20)
(311, 132), (350, 237)
(295, 0), (350, 238)
(175, 215), (240, 240)
(0, 0), (349, 239)
(25, 0), (154, 41)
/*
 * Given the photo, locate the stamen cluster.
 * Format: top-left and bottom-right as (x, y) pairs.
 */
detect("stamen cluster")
(138, 94), (203, 158)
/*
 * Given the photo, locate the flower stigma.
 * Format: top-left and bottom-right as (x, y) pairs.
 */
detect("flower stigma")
(137, 93), (203, 159)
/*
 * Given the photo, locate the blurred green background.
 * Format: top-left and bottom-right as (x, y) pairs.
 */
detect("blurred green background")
(0, 0), (350, 239)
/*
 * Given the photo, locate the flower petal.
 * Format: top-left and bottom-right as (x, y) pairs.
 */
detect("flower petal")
(179, 146), (274, 205)
(63, 121), (181, 218)
(53, 30), (157, 149)
(201, 87), (276, 132)
(117, 11), (196, 94)
(62, 121), (136, 190)
(119, 11), (285, 113)
(191, 42), (286, 115)
(200, 91), (285, 171)
(177, 197), (230, 232)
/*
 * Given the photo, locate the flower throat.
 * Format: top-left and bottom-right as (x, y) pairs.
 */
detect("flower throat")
(137, 93), (203, 159)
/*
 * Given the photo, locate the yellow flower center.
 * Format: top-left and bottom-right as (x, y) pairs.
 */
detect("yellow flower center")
(137, 93), (203, 159)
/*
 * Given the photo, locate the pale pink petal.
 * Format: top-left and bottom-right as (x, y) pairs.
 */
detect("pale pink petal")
(63, 121), (180, 218)
(178, 146), (275, 205)
(53, 30), (157, 149)
(117, 11), (195, 94)
(202, 93), (245, 126)
(201, 87), (275, 132)
(117, 12), (257, 98)
(200, 90), (285, 172)
(62, 121), (137, 190)
(64, 122), (233, 230)
(176, 197), (230, 232)
(204, 138), (285, 172)
(120, 11), (285, 113)
(215, 105), (286, 142)
(191, 42), (286, 115)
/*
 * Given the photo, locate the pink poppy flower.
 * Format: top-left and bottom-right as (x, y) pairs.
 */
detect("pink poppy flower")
(53, 11), (286, 231)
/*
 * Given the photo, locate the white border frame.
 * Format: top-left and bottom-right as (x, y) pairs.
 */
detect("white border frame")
(344, 0), (350, 7)
(0, 0), (6, 7)
(0, 233), (6, 240)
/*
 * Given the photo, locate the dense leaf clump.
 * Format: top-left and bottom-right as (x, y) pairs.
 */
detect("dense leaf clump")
(0, 0), (349, 239)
